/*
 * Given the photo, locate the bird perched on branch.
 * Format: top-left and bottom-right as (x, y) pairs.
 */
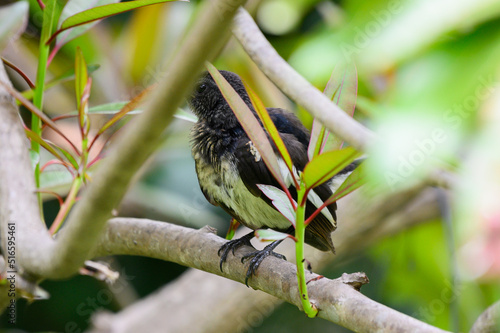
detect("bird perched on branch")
(189, 70), (357, 285)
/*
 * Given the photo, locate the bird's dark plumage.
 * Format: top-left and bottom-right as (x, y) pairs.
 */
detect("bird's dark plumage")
(189, 70), (353, 283)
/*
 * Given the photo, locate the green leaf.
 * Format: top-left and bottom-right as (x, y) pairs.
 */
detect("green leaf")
(174, 108), (198, 123)
(48, 0), (184, 44)
(96, 84), (155, 136)
(323, 162), (366, 207)
(25, 129), (78, 169)
(29, 149), (40, 171)
(302, 147), (361, 189)
(75, 47), (90, 132)
(40, 170), (74, 190)
(246, 84), (297, 187)
(56, 0), (119, 49)
(255, 229), (295, 242)
(257, 184), (297, 226)
(0, 1), (29, 52)
(307, 62), (358, 160)
(41, 0), (63, 45)
(206, 63), (287, 190)
(324, 62), (358, 150)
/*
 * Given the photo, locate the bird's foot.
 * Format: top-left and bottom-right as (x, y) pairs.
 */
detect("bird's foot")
(241, 242), (286, 287)
(218, 231), (254, 272)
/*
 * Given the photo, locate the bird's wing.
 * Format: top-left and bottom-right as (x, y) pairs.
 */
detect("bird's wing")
(234, 108), (337, 252)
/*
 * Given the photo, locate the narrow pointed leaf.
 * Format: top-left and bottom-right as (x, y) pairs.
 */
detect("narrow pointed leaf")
(25, 129), (66, 165)
(55, 0), (119, 49)
(40, 170), (74, 190)
(255, 229), (295, 242)
(323, 162), (366, 207)
(302, 147), (361, 189)
(246, 83), (296, 187)
(75, 47), (89, 131)
(206, 63), (286, 189)
(257, 184), (296, 226)
(324, 63), (358, 151)
(0, 2), (29, 52)
(307, 62), (358, 159)
(96, 83), (155, 136)
(48, 0), (184, 44)
(174, 108), (198, 123)
(41, 0), (62, 45)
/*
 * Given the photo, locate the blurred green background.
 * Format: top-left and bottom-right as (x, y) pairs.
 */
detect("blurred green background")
(1, 0), (500, 331)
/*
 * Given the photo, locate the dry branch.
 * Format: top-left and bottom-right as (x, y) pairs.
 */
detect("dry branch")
(89, 185), (450, 333)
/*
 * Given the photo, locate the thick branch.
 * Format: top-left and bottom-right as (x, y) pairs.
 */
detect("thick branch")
(0, 61), (52, 282)
(0, 0), (247, 280)
(232, 8), (376, 152)
(90, 189), (449, 332)
(470, 300), (500, 333)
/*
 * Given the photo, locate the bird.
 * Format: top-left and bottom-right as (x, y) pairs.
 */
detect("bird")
(189, 70), (358, 285)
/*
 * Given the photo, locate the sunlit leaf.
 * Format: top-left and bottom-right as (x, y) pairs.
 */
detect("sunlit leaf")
(49, 103), (194, 125)
(95, 84), (155, 136)
(323, 162), (366, 207)
(41, 0), (62, 45)
(302, 147), (361, 189)
(246, 83), (297, 187)
(48, 0), (184, 44)
(0, 2), (28, 52)
(206, 63), (287, 190)
(322, 62), (357, 151)
(257, 184), (296, 226)
(75, 47), (90, 133)
(255, 229), (296, 242)
(124, 4), (162, 82)
(55, 0), (119, 49)
(174, 108), (198, 123)
(40, 170), (74, 190)
(307, 62), (358, 160)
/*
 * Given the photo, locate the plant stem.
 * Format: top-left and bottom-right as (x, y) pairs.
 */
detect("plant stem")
(49, 176), (83, 234)
(295, 185), (318, 318)
(32, 13), (52, 220)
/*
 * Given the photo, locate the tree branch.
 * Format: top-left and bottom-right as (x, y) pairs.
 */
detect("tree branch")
(89, 187), (450, 333)
(0, 61), (53, 282)
(470, 300), (500, 333)
(232, 8), (376, 152)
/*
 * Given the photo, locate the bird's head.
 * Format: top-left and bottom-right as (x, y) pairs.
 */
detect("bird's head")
(189, 70), (252, 128)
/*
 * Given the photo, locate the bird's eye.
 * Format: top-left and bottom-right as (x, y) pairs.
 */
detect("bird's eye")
(196, 84), (207, 94)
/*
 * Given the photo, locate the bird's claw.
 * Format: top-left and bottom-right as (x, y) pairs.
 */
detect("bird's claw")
(241, 247), (287, 287)
(218, 233), (253, 272)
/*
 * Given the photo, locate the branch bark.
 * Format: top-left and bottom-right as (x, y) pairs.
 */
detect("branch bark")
(88, 186), (450, 333)
(232, 8), (376, 152)
(470, 300), (500, 333)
